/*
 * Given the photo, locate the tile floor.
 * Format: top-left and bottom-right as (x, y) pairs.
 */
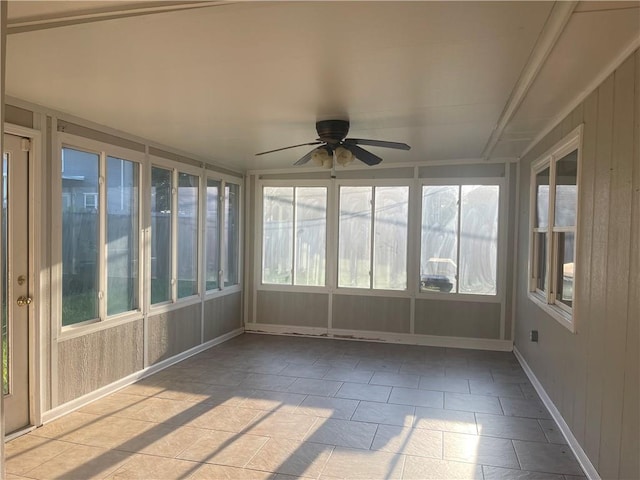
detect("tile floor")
(6, 334), (586, 479)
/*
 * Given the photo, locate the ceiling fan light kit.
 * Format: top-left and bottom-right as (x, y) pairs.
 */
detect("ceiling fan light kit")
(256, 119), (410, 168)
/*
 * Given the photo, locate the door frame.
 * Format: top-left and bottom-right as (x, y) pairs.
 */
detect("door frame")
(4, 123), (43, 438)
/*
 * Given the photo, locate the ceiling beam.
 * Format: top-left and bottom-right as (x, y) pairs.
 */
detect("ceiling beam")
(7, 1), (233, 35)
(481, 1), (578, 161)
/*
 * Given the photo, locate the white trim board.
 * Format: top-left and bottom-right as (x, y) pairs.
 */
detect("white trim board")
(40, 328), (243, 425)
(520, 38), (640, 160)
(245, 323), (513, 352)
(513, 346), (600, 480)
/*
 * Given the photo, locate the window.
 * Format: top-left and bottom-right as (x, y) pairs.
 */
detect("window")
(83, 192), (98, 210)
(178, 173), (199, 298)
(338, 185), (408, 290)
(61, 146), (141, 326)
(150, 166), (172, 304)
(106, 157), (139, 315)
(420, 184), (499, 295)
(262, 186), (327, 286)
(205, 179), (221, 290)
(61, 148), (100, 325)
(529, 127), (580, 328)
(150, 165), (201, 305)
(224, 182), (240, 287)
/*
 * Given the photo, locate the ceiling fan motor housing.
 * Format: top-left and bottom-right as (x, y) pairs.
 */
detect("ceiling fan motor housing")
(316, 120), (350, 143)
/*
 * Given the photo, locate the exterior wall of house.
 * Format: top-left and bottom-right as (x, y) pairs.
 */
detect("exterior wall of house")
(514, 49), (639, 479)
(246, 162), (516, 350)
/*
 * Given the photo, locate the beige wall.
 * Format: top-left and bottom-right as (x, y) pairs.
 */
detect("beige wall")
(514, 50), (639, 479)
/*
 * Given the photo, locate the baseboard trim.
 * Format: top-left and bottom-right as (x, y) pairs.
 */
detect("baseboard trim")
(41, 328), (243, 425)
(245, 323), (513, 352)
(513, 346), (600, 480)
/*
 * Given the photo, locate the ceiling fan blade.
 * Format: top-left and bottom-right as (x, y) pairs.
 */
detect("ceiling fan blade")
(344, 138), (411, 150)
(343, 144), (383, 166)
(293, 148), (317, 166)
(255, 141), (322, 156)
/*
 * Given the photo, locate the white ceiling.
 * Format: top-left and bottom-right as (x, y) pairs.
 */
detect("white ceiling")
(5, 1), (640, 172)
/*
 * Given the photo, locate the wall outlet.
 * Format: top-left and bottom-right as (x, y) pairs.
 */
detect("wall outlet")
(530, 330), (539, 342)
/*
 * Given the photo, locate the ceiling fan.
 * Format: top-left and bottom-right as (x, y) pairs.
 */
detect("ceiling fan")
(255, 120), (410, 167)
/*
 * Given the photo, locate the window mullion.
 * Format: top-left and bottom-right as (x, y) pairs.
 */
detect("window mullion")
(455, 185), (462, 294)
(171, 169), (178, 302)
(547, 158), (557, 304)
(291, 187), (297, 286)
(369, 186), (375, 289)
(219, 181), (226, 290)
(99, 152), (107, 320)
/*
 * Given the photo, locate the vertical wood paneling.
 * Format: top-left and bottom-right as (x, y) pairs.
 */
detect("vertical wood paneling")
(332, 295), (410, 333)
(583, 73), (614, 467)
(559, 104), (584, 425)
(204, 292), (242, 341)
(148, 304), (202, 365)
(256, 291), (329, 328)
(571, 88), (599, 445)
(516, 49), (639, 480)
(505, 167), (518, 341)
(618, 49), (640, 480)
(57, 320), (144, 405)
(598, 54), (635, 480)
(414, 300), (501, 338)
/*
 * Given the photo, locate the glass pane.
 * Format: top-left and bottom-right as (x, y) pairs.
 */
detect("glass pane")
(294, 187), (327, 286)
(373, 186), (408, 290)
(177, 173), (199, 298)
(206, 179), (220, 291)
(106, 157), (139, 315)
(151, 167), (172, 304)
(555, 232), (575, 308)
(62, 148), (99, 325)
(420, 186), (458, 293)
(224, 183), (240, 287)
(338, 186), (372, 288)
(262, 187), (293, 284)
(459, 185), (499, 295)
(535, 167), (550, 228)
(554, 150), (578, 227)
(2, 155), (8, 393)
(536, 232), (547, 292)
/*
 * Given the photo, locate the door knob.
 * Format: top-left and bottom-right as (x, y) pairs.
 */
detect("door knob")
(16, 296), (32, 307)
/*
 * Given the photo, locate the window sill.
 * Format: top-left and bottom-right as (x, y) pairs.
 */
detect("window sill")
(58, 311), (144, 341)
(149, 295), (202, 314)
(527, 292), (575, 333)
(417, 291), (501, 303)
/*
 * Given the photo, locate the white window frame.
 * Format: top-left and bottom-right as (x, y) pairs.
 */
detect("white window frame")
(528, 125), (582, 332)
(55, 133), (145, 335)
(204, 175), (223, 293)
(204, 173), (243, 296)
(259, 181), (330, 288)
(418, 177), (504, 301)
(222, 179), (242, 290)
(336, 179), (411, 293)
(256, 179), (330, 292)
(149, 157), (203, 308)
(83, 192), (98, 209)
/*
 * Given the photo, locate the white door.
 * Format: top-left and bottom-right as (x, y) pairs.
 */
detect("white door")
(2, 133), (31, 434)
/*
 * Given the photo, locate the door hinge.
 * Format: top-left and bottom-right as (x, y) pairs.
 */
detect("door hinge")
(20, 138), (31, 152)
